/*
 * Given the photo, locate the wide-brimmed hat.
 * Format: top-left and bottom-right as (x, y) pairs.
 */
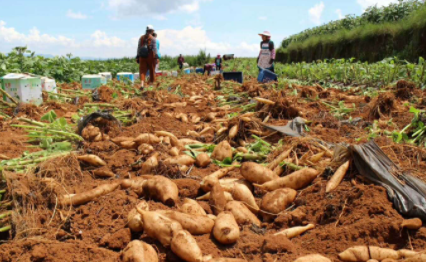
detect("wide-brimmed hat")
(147, 25), (154, 31)
(259, 31), (271, 37)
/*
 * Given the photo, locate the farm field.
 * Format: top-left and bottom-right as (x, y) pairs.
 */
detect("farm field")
(1, 65), (426, 262)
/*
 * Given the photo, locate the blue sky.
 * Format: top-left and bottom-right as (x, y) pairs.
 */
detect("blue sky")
(0, 0), (399, 58)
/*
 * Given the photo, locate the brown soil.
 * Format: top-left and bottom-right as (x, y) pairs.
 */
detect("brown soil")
(2, 74), (426, 262)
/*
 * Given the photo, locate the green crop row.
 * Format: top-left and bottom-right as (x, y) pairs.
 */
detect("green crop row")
(281, 0), (425, 49)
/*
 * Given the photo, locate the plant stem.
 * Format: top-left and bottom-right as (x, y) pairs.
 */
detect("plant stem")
(0, 225), (11, 232)
(84, 103), (117, 108)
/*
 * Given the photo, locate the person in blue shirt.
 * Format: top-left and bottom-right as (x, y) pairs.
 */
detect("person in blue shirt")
(152, 33), (161, 72)
(215, 54), (222, 71)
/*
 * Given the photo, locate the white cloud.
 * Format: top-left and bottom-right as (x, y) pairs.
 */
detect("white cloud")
(67, 10), (88, 20)
(0, 21), (259, 58)
(258, 16), (267, 20)
(336, 9), (344, 19)
(309, 2), (325, 25)
(108, 0), (211, 19)
(357, 0), (399, 9)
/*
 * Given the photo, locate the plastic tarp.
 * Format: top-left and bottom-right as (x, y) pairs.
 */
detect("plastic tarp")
(262, 117), (307, 137)
(348, 140), (426, 220)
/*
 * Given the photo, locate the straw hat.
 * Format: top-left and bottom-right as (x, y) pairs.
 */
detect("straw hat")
(259, 31), (271, 37)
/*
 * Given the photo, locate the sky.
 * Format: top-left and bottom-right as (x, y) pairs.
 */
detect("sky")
(0, 0), (400, 58)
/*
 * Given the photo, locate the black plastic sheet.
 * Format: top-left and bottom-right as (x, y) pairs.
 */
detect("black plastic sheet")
(77, 111), (121, 135)
(349, 140), (426, 220)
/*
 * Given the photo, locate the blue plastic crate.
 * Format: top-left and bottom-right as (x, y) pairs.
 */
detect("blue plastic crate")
(223, 72), (243, 84)
(258, 69), (277, 83)
(117, 72), (134, 82)
(184, 69), (191, 74)
(196, 68), (204, 74)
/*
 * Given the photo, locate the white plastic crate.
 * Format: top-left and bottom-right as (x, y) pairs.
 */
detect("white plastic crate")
(1, 73), (43, 105)
(41, 77), (57, 93)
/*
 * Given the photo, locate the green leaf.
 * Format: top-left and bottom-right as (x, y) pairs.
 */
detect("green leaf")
(41, 110), (57, 123)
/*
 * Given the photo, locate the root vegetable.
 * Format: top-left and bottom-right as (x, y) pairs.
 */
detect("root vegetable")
(77, 154), (106, 166)
(133, 133), (160, 145)
(274, 224), (315, 239)
(267, 148), (292, 170)
(326, 161), (350, 193)
(180, 198), (207, 216)
(196, 153), (211, 168)
(180, 138), (202, 145)
(216, 127), (228, 136)
(122, 240), (158, 262)
(273, 165), (284, 177)
(369, 246), (399, 261)
(197, 191), (234, 201)
(120, 141), (137, 149)
(225, 201), (261, 226)
(255, 168), (319, 191)
(140, 153), (159, 174)
(231, 182), (259, 213)
(207, 259), (247, 262)
(61, 182), (120, 206)
(200, 167), (236, 191)
(206, 112), (217, 122)
(127, 201), (149, 232)
(255, 97), (275, 105)
(93, 169), (115, 178)
(187, 131), (200, 137)
(138, 143), (154, 155)
(159, 210), (214, 235)
(209, 182), (228, 215)
(155, 131), (178, 140)
(165, 155), (196, 166)
(199, 127), (213, 136)
(402, 218), (422, 230)
(293, 254), (331, 262)
(111, 136), (133, 144)
(121, 177), (146, 196)
(398, 249), (418, 258)
(260, 188), (297, 221)
(404, 254), (426, 261)
(143, 176), (179, 206)
(309, 152), (325, 163)
(169, 147), (180, 156)
(236, 147), (248, 153)
(171, 230), (203, 262)
(240, 162), (278, 184)
(211, 141), (233, 161)
(338, 246), (372, 262)
(213, 212), (240, 244)
(137, 209), (183, 246)
(229, 125), (239, 139)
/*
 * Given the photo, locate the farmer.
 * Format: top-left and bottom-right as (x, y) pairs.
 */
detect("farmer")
(257, 31), (276, 73)
(215, 54), (222, 71)
(204, 63), (215, 76)
(136, 25), (158, 89)
(152, 32), (161, 72)
(178, 54), (185, 70)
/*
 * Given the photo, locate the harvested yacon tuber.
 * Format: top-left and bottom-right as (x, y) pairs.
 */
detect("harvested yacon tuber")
(122, 240), (158, 262)
(137, 209), (183, 246)
(127, 201), (149, 233)
(326, 161), (350, 193)
(260, 188), (297, 221)
(255, 168), (319, 191)
(77, 154), (106, 166)
(211, 141), (233, 161)
(293, 254), (331, 262)
(213, 212), (240, 244)
(133, 133), (160, 145)
(140, 153), (159, 174)
(158, 210), (214, 235)
(231, 181), (259, 213)
(143, 176), (179, 206)
(165, 155), (196, 166)
(209, 182), (228, 215)
(274, 224), (315, 239)
(61, 182), (120, 206)
(195, 153), (211, 168)
(240, 162), (278, 184)
(171, 229), (203, 262)
(180, 198), (207, 216)
(225, 201), (261, 226)
(401, 218), (422, 230)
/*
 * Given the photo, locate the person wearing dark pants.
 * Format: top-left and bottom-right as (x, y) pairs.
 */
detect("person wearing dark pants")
(178, 54), (185, 70)
(136, 25), (158, 90)
(215, 54), (222, 71)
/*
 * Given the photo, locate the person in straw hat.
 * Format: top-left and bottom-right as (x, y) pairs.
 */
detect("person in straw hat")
(257, 31), (276, 73)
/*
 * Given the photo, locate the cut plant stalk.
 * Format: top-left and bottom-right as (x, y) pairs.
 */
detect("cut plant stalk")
(0, 88), (18, 105)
